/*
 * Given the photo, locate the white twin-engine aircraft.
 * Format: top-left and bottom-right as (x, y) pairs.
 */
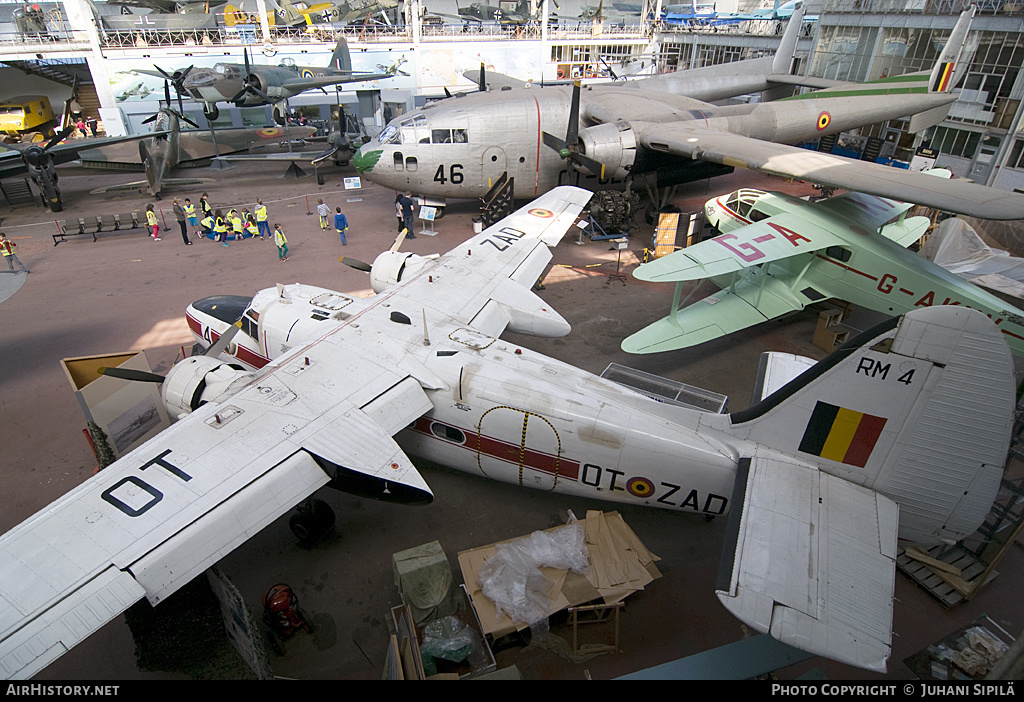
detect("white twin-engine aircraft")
(0, 187), (1014, 678)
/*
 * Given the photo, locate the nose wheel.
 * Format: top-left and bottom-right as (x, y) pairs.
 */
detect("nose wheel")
(289, 497), (335, 546)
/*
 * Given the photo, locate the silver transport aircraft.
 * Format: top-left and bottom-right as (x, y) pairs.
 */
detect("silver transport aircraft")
(0, 187), (1014, 677)
(354, 7), (1024, 222)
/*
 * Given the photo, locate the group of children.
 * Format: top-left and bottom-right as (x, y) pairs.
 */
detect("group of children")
(145, 193), (290, 261)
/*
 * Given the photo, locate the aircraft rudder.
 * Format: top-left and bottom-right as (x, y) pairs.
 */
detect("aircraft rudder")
(727, 306), (1013, 544)
(929, 6), (975, 93)
(770, 3), (804, 76)
(331, 37), (352, 73)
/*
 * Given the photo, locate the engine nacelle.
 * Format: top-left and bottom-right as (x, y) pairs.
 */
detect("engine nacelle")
(578, 121), (637, 180)
(369, 251), (436, 294)
(161, 355), (254, 418)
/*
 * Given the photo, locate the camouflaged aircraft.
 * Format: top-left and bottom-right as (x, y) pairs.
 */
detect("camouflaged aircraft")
(354, 7), (1024, 222)
(78, 91), (315, 198)
(133, 38), (392, 122)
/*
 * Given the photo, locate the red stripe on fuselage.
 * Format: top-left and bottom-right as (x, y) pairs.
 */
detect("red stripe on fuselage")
(410, 417), (579, 480)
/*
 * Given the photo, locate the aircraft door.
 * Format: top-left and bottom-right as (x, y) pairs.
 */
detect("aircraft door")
(475, 406), (564, 491)
(481, 146), (507, 189)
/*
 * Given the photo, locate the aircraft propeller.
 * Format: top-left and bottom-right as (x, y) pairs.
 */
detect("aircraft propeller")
(154, 64), (194, 101)
(98, 322), (243, 384)
(540, 80), (606, 178)
(142, 81), (201, 129)
(230, 46), (271, 105)
(19, 124), (76, 212)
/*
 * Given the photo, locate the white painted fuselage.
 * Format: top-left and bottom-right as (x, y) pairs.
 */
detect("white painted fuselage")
(186, 283), (743, 517)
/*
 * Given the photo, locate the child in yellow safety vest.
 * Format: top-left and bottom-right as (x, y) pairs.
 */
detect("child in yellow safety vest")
(183, 198), (197, 232)
(200, 214), (214, 240)
(274, 223), (288, 262)
(213, 210), (229, 247)
(145, 204), (160, 241)
(244, 215), (259, 239)
(228, 209), (243, 240)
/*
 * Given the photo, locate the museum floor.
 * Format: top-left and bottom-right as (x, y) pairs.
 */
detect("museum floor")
(1, 153), (1020, 681)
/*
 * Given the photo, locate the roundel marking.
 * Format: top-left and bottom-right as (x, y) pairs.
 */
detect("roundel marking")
(627, 477), (655, 498)
(817, 111), (831, 131)
(257, 127), (284, 138)
(529, 208), (554, 218)
(301, 69), (315, 79)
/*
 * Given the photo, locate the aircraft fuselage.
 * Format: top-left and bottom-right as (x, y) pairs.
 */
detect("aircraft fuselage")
(707, 190), (1024, 356)
(185, 283), (744, 519)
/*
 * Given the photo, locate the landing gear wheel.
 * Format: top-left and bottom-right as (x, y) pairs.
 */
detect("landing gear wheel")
(203, 104), (220, 122)
(289, 498), (336, 546)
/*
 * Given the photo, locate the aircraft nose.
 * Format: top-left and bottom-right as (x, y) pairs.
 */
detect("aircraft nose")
(352, 145), (383, 174)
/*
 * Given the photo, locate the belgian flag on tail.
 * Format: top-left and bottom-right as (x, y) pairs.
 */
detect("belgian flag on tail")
(798, 401), (887, 469)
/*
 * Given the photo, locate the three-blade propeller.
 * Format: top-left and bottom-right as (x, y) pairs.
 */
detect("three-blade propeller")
(230, 46), (271, 105)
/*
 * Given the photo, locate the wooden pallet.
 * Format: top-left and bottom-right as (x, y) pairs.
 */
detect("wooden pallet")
(897, 545), (998, 609)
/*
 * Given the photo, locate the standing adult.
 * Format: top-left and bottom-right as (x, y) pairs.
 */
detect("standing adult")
(334, 207), (348, 245)
(68, 97), (82, 123)
(86, 116), (98, 137)
(394, 192), (404, 234)
(172, 197), (191, 245)
(0, 233), (29, 273)
(399, 191), (416, 239)
(255, 198), (270, 240)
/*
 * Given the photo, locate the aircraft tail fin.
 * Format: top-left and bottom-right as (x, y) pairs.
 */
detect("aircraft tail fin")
(928, 6), (975, 93)
(770, 3), (804, 76)
(726, 306), (1013, 545)
(331, 37), (352, 73)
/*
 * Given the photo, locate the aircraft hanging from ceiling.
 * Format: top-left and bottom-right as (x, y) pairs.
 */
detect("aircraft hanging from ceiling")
(354, 7), (1024, 221)
(78, 84), (316, 198)
(0, 186), (1015, 678)
(132, 38), (393, 122)
(622, 175), (1024, 356)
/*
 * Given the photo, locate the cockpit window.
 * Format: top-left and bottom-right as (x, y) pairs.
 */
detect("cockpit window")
(379, 125), (399, 144)
(430, 129), (468, 144)
(193, 295), (252, 324)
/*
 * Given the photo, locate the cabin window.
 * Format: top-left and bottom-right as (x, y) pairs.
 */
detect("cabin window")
(240, 315), (258, 340)
(393, 152), (404, 171)
(749, 208), (769, 222)
(405, 156), (418, 172)
(825, 246), (852, 262)
(430, 422), (466, 444)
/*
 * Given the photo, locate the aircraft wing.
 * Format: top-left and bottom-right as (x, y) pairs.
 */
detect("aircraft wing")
(392, 186), (593, 339)
(621, 274), (811, 353)
(635, 211), (845, 284)
(0, 132), (170, 178)
(280, 71), (392, 94)
(716, 456), (898, 672)
(635, 125), (1024, 220)
(0, 334), (435, 679)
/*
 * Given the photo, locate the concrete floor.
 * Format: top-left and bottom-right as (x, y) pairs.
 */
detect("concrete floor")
(1, 153), (1020, 680)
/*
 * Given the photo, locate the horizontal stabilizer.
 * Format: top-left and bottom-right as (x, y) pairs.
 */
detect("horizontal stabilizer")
(716, 457), (898, 672)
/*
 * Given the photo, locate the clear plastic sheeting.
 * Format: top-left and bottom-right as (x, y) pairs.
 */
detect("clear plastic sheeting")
(920, 218), (1024, 300)
(477, 524), (590, 627)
